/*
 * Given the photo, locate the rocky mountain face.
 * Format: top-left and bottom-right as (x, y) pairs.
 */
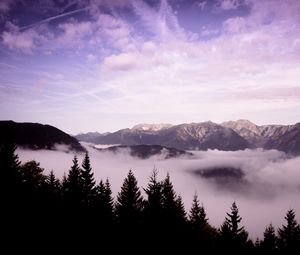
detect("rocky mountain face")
(221, 120), (299, 154)
(76, 120), (300, 155)
(76, 121), (249, 151)
(0, 120), (85, 151)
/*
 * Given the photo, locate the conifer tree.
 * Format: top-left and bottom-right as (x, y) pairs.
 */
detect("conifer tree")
(218, 202), (249, 253)
(161, 173), (187, 232)
(115, 170), (143, 228)
(81, 152), (96, 208)
(277, 209), (300, 254)
(96, 178), (114, 223)
(65, 156), (82, 208)
(0, 142), (21, 195)
(261, 224), (277, 254)
(189, 194), (208, 230)
(143, 169), (164, 227)
(44, 170), (61, 206)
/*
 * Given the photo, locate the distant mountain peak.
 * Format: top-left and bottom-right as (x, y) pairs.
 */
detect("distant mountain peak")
(131, 123), (173, 131)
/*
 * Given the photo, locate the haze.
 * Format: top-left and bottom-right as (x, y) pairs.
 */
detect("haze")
(17, 144), (300, 239)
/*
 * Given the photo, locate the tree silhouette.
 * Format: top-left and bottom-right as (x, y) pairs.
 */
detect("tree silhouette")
(161, 173), (187, 236)
(260, 223), (277, 254)
(189, 194), (208, 230)
(96, 178), (114, 224)
(0, 142), (21, 198)
(81, 152), (96, 208)
(115, 170), (143, 229)
(20, 160), (46, 195)
(44, 170), (61, 207)
(143, 169), (164, 229)
(65, 156), (82, 208)
(277, 209), (300, 254)
(218, 202), (249, 254)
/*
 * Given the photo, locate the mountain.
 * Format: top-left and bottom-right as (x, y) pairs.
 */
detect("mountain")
(0, 120), (85, 151)
(97, 144), (192, 159)
(131, 123), (173, 131)
(221, 119), (299, 154)
(77, 121), (249, 151)
(75, 132), (106, 143)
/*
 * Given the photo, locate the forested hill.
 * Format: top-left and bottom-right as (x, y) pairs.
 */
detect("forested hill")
(0, 120), (84, 151)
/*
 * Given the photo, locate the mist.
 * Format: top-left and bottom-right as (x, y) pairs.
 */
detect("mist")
(17, 144), (300, 239)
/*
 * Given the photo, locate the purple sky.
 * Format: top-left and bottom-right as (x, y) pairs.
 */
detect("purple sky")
(0, 0), (300, 134)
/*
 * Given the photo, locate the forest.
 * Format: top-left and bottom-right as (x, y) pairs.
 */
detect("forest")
(1, 142), (300, 254)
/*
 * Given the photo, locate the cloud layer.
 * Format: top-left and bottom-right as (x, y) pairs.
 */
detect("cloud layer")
(17, 145), (300, 239)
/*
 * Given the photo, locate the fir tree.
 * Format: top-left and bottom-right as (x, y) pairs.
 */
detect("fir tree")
(261, 224), (277, 254)
(96, 178), (114, 223)
(189, 194), (208, 230)
(115, 170), (143, 229)
(277, 209), (300, 254)
(44, 170), (61, 206)
(161, 173), (187, 232)
(81, 152), (96, 208)
(65, 156), (82, 208)
(143, 169), (164, 228)
(0, 142), (21, 195)
(218, 202), (249, 254)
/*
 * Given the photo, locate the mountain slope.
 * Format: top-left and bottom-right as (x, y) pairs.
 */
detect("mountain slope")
(221, 119), (299, 154)
(76, 120), (300, 155)
(80, 121), (249, 151)
(0, 120), (84, 151)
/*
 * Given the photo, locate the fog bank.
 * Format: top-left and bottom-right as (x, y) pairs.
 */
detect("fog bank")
(17, 144), (300, 239)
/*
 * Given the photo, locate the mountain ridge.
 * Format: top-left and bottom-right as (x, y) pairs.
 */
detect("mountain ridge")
(76, 120), (300, 155)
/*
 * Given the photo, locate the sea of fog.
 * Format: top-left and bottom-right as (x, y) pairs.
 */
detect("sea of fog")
(17, 143), (300, 240)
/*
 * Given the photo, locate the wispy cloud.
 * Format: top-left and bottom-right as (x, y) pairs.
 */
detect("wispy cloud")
(0, 0), (300, 132)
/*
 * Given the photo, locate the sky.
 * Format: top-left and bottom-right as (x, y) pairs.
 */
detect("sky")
(0, 0), (300, 134)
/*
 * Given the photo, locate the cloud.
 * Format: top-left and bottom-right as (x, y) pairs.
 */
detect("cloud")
(1, 23), (43, 53)
(16, 146), (300, 239)
(131, 0), (185, 41)
(223, 17), (246, 33)
(58, 19), (93, 48)
(101, 40), (172, 71)
(218, 0), (241, 11)
(86, 53), (97, 63)
(95, 13), (132, 50)
(102, 52), (138, 71)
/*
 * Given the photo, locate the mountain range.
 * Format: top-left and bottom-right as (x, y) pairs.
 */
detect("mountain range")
(76, 120), (300, 155)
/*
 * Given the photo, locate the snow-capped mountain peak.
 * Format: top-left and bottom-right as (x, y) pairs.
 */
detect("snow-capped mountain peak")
(131, 123), (173, 131)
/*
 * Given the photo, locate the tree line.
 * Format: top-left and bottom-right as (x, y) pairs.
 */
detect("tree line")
(1, 142), (300, 254)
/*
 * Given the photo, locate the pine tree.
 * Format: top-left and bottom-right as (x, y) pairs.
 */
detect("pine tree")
(115, 170), (143, 229)
(261, 224), (277, 254)
(44, 171), (61, 206)
(65, 156), (82, 208)
(0, 142), (21, 196)
(143, 169), (164, 228)
(218, 202), (249, 254)
(176, 195), (187, 224)
(278, 209), (300, 254)
(161, 173), (187, 232)
(81, 152), (96, 208)
(96, 178), (114, 223)
(189, 194), (208, 230)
